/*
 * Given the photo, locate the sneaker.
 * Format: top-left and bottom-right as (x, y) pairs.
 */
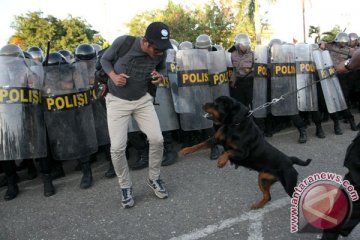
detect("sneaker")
(147, 179), (168, 199)
(121, 188), (134, 208)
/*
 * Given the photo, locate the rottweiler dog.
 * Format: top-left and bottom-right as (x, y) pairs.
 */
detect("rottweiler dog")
(179, 96), (312, 209)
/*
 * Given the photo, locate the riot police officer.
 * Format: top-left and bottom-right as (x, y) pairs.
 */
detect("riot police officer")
(193, 34), (220, 159)
(74, 44), (116, 177)
(268, 39), (308, 143)
(43, 52), (98, 189)
(0, 44), (54, 199)
(327, 33), (358, 131)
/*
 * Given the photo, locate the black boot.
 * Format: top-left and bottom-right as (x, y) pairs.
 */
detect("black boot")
(130, 148), (149, 170)
(334, 121), (343, 135)
(4, 175), (19, 201)
(298, 127), (307, 143)
(104, 161), (116, 178)
(349, 118), (358, 131)
(0, 173), (19, 187)
(210, 145), (220, 160)
(315, 125), (325, 138)
(43, 174), (55, 197)
(80, 162), (93, 189)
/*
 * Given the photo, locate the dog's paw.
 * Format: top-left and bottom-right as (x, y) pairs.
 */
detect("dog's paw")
(178, 148), (191, 156)
(217, 159), (227, 168)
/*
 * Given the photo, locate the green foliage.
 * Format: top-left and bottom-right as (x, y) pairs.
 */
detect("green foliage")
(126, 0), (236, 49)
(9, 11), (105, 53)
(308, 25), (344, 43)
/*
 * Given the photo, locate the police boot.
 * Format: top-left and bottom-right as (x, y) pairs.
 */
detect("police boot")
(162, 144), (178, 167)
(334, 120), (343, 135)
(43, 174), (55, 197)
(349, 118), (358, 131)
(298, 127), (307, 144)
(315, 125), (325, 138)
(130, 148), (149, 170)
(210, 145), (220, 160)
(80, 162), (93, 189)
(4, 175), (19, 201)
(26, 159), (38, 180)
(104, 161), (116, 178)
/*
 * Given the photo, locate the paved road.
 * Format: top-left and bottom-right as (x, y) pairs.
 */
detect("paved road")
(1, 113), (359, 240)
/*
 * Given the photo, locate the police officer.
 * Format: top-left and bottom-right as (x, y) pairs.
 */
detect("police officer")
(268, 39), (308, 143)
(347, 33), (360, 112)
(193, 34), (220, 160)
(43, 52), (98, 189)
(229, 33), (254, 108)
(74, 44), (116, 177)
(0, 44), (55, 199)
(326, 33), (358, 131)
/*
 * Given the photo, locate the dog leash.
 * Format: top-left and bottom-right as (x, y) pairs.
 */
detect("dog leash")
(247, 77), (326, 117)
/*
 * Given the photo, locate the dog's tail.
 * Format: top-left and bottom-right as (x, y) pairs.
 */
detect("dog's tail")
(291, 157), (312, 166)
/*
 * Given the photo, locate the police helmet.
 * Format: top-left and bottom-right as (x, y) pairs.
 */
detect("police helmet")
(235, 33), (251, 47)
(334, 32), (349, 44)
(75, 44), (96, 60)
(58, 50), (73, 63)
(43, 52), (67, 66)
(0, 44), (24, 58)
(27, 46), (44, 62)
(348, 32), (358, 41)
(170, 39), (179, 49)
(91, 44), (102, 54)
(195, 34), (212, 49)
(268, 38), (282, 48)
(178, 41), (193, 50)
(23, 51), (33, 59)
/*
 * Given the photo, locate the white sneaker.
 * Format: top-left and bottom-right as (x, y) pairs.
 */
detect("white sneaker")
(147, 179), (168, 199)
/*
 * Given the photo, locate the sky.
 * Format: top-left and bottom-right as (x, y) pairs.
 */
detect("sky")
(0, 0), (359, 47)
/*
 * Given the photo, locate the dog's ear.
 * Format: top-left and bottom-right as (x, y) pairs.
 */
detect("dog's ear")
(224, 100), (249, 124)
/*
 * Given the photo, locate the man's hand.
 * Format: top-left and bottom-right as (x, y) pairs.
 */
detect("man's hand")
(150, 70), (164, 86)
(109, 71), (129, 87)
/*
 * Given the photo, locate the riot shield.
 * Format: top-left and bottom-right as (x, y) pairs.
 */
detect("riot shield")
(175, 49), (213, 131)
(295, 43), (318, 111)
(208, 50), (229, 99)
(154, 49), (179, 131)
(270, 44), (298, 116)
(43, 62), (98, 160)
(81, 59), (111, 146)
(312, 49), (347, 113)
(252, 45), (268, 118)
(0, 56), (46, 160)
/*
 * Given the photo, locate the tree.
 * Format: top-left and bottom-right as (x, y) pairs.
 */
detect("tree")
(9, 11), (106, 52)
(308, 25), (344, 43)
(126, 0), (236, 49)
